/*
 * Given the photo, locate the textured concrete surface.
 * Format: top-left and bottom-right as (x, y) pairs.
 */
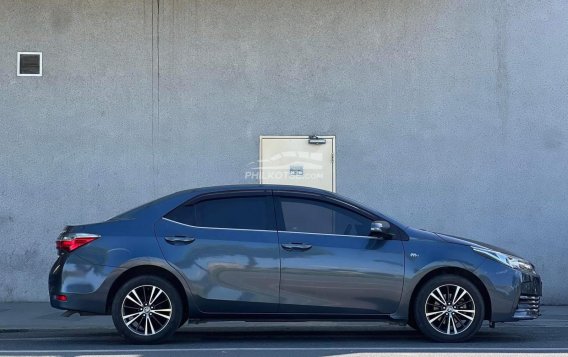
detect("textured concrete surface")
(0, 304), (567, 356)
(0, 302), (566, 331)
(0, 0), (567, 302)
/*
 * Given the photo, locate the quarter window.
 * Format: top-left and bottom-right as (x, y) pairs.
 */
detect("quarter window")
(165, 195), (275, 230)
(164, 204), (195, 226)
(276, 197), (372, 236)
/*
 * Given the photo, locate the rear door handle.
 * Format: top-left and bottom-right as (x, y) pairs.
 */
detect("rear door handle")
(281, 243), (312, 251)
(164, 236), (196, 245)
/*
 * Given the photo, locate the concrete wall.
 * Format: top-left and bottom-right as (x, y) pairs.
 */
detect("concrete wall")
(1, 0), (566, 303)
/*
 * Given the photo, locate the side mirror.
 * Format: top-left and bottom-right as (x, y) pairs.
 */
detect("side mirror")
(370, 220), (392, 238)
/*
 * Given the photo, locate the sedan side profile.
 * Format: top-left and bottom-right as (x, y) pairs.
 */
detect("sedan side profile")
(49, 185), (542, 343)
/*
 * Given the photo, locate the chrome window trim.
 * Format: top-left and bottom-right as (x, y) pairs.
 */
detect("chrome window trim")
(162, 217), (277, 233)
(162, 217), (384, 240)
(162, 217), (381, 239)
(277, 229), (382, 240)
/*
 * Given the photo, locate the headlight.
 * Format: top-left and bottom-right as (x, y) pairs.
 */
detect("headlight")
(472, 246), (535, 273)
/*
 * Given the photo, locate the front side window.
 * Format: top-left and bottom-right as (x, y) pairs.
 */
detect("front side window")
(165, 195), (275, 230)
(276, 196), (372, 236)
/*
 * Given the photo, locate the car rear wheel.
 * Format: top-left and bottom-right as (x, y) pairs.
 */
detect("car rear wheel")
(414, 275), (484, 342)
(111, 276), (182, 344)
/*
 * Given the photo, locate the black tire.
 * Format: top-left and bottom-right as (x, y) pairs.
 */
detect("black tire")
(407, 319), (418, 330)
(111, 275), (182, 344)
(179, 310), (189, 328)
(413, 275), (484, 342)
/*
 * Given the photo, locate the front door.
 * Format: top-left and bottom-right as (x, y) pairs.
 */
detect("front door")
(155, 191), (280, 314)
(275, 193), (405, 314)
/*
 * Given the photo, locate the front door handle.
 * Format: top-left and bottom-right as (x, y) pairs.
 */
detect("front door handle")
(281, 243), (312, 251)
(164, 236), (196, 245)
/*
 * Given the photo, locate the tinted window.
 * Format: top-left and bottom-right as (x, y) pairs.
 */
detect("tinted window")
(166, 195), (275, 230)
(165, 204), (196, 225)
(277, 197), (372, 236)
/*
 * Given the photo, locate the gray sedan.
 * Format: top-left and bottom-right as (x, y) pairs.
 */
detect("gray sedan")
(48, 185), (541, 343)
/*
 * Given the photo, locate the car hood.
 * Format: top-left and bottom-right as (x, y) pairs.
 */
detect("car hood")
(435, 232), (520, 257)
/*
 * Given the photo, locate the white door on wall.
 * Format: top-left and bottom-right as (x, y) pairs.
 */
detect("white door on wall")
(259, 136), (335, 192)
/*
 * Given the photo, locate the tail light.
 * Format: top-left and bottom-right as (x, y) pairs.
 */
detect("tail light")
(56, 233), (100, 253)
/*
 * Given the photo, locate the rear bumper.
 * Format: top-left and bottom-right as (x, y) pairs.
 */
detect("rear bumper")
(49, 292), (106, 313)
(48, 254), (124, 315)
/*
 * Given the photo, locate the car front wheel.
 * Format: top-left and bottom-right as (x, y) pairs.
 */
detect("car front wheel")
(414, 275), (484, 342)
(111, 275), (182, 344)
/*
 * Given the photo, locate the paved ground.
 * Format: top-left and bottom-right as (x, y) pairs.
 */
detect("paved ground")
(0, 303), (567, 356)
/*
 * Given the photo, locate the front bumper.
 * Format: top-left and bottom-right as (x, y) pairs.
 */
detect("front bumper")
(514, 295), (541, 319)
(475, 258), (542, 322)
(513, 274), (542, 320)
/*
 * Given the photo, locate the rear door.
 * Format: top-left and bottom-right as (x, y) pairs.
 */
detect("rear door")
(275, 192), (405, 314)
(155, 190), (280, 314)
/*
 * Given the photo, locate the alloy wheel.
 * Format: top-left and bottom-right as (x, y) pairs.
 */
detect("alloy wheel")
(424, 284), (476, 335)
(121, 285), (173, 336)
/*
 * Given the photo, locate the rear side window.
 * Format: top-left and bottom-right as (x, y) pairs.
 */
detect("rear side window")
(276, 196), (372, 236)
(165, 195), (275, 230)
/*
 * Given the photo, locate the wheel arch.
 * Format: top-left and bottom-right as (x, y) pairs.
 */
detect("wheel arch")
(105, 264), (189, 321)
(407, 266), (492, 324)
